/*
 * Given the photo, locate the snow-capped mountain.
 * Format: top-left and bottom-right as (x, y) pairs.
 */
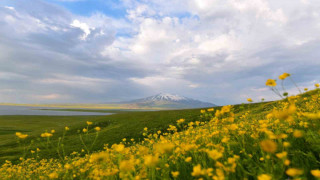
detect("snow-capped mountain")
(122, 93), (216, 109)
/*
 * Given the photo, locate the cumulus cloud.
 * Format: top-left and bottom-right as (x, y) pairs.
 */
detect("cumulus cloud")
(0, 0), (320, 104)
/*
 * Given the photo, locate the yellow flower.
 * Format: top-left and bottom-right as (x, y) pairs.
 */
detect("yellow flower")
(171, 171), (180, 178)
(279, 73), (291, 80)
(144, 127), (148, 131)
(247, 98), (253, 102)
(207, 108), (214, 112)
(258, 174), (271, 180)
(154, 143), (175, 154)
(83, 128), (88, 133)
(16, 132), (28, 139)
(89, 151), (109, 163)
(304, 88), (308, 91)
(276, 151), (287, 159)
(207, 149), (223, 160)
(31, 150), (35, 154)
(65, 126), (70, 131)
(311, 169), (320, 178)
(86, 121), (93, 125)
(286, 168), (303, 177)
(191, 164), (203, 177)
(51, 130), (55, 133)
(144, 155), (159, 167)
(260, 140), (277, 153)
(64, 164), (71, 170)
(41, 132), (53, 138)
(185, 157), (192, 162)
(229, 124), (238, 131)
(48, 172), (58, 179)
(221, 105), (232, 113)
(119, 160), (135, 172)
(266, 79), (277, 87)
(94, 127), (101, 131)
(315, 83), (320, 88)
(283, 142), (290, 147)
(177, 118), (185, 124)
(284, 159), (290, 166)
(200, 109), (206, 113)
(113, 144), (125, 152)
(293, 130), (303, 138)
(36, 148), (40, 152)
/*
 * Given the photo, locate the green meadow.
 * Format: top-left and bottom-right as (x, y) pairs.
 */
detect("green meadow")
(0, 108), (202, 163)
(0, 99), (274, 164)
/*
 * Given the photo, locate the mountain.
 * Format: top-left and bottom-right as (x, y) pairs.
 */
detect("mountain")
(121, 93), (216, 109)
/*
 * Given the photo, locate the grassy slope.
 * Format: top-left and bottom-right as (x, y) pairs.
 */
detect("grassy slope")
(1, 90), (317, 164)
(0, 108), (204, 163)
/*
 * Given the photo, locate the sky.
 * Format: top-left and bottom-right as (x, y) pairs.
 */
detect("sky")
(0, 0), (320, 105)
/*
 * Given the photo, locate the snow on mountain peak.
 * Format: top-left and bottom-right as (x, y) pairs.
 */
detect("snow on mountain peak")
(150, 93), (188, 101)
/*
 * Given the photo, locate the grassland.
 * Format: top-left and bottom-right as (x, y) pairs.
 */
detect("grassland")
(0, 88), (320, 179)
(0, 108), (203, 163)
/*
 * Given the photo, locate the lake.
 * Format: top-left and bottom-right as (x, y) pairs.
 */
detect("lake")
(0, 105), (113, 116)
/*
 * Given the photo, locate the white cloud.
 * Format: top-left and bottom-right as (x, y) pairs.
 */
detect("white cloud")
(1, 0), (320, 104)
(70, 19), (91, 39)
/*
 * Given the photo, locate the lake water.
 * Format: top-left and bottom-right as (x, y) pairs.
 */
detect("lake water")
(0, 105), (113, 116)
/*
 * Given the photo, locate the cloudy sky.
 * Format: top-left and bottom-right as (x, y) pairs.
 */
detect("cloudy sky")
(0, 0), (320, 105)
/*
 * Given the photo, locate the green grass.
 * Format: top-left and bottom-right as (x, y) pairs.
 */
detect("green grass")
(1, 89), (318, 165)
(0, 108), (205, 163)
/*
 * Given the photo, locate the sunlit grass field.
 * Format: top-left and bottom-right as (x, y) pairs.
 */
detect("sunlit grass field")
(0, 75), (320, 179)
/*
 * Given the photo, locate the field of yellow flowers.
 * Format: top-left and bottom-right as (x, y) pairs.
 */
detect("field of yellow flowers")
(1, 75), (320, 179)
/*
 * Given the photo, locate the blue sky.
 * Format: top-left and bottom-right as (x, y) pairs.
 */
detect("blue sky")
(47, 0), (127, 18)
(0, 0), (320, 105)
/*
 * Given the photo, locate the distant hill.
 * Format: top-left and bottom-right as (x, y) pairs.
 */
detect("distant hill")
(120, 93), (216, 109)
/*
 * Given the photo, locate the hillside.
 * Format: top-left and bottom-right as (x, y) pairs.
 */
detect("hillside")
(0, 89), (320, 179)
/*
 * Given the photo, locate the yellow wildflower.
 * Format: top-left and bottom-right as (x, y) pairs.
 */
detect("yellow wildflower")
(171, 171), (179, 178)
(119, 160), (135, 172)
(65, 126), (69, 131)
(286, 168), (303, 177)
(207, 108), (214, 112)
(16, 132), (28, 139)
(260, 140), (277, 153)
(266, 79), (277, 87)
(82, 128), (88, 133)
(95, 126), (101, 131)
(144, 155), (159, 167)
(64, 164), (71, 170)
(185, 157), (192, 162)
(311, 169), (320, 178)
(293, 130), (303, 138)
(284, 159), (290, 166)
(276, 151), (287, 159)
(247, 98), (253, 102)
(258, 174), (271, 180)
(86, 121), (93, 125)
(48, 172), (58, 179)
(113, 144), (125, 152)
(191, 164), (203, 177)
(89, 151), (109, 163)
(40, 132), (52, 138)
(207, 149), (223, 160)
(279, 73), (290, 80)
(154, 143), (174, 154)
